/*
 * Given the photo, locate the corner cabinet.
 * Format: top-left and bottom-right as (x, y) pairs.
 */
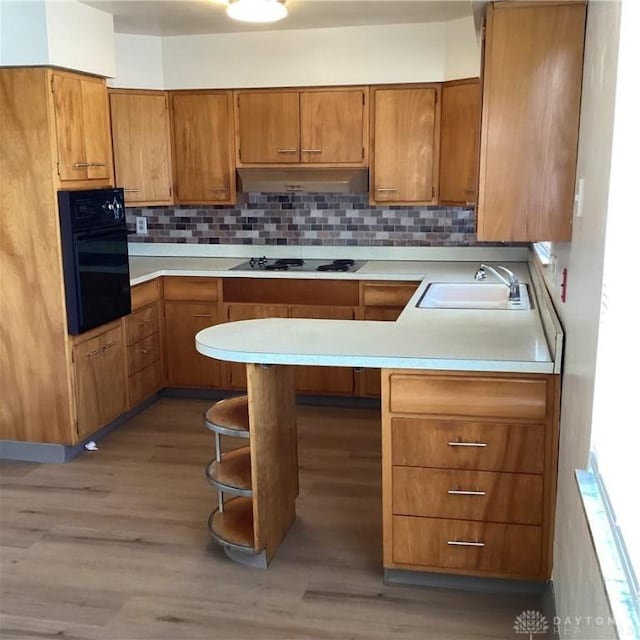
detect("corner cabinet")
(109, 89), (173, 206)
(477, 1), (586, 241)
(51, 70), (113, 186)
(235, 87), (369, 166)
(381, 369), (560, 581)
(170, 91), (236, 204)
(370, 85), (440, 205)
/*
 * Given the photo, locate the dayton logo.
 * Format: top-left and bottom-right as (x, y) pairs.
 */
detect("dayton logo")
(514, 610), (550, 639)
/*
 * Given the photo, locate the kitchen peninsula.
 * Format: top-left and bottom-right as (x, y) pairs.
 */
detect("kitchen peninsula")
(195, 258), (563, 583)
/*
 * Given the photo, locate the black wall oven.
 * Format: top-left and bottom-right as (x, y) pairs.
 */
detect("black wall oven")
(58, 188), (131, 335)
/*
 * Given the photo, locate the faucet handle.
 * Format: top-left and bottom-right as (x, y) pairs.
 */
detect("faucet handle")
(474, 267), (487, 281)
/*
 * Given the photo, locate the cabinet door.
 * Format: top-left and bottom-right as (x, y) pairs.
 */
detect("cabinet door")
(477, 3), (586, 241)
(371, 87), (438, 204)
(52, 73), (112, 182)
(300, 90), (366, 164)
(236, 91), (300, 164)
(73, 325), (127, 439)
(289, 305), (355, 394)
(439, 79), (481, 206)
(171, 92), (235, 203)
(110, 91), (173, 205)
(164, 302), (223, 387)
(226, 304), (289, 388)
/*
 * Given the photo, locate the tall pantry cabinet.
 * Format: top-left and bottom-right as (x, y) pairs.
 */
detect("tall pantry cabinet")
(0, 67), (120, 446)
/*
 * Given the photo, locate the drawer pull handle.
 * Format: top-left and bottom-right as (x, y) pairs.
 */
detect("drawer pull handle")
(124, 188), (140, 193)
(139, 348), (153, 355)
(447, 540), (485, 548)
(301, 149), (322, 153)
(90, 162), (107, 167)
(448, 441), (487, 448)
(193, 314), (214, 318)
(73, 162), (91, 168)
(276, 148), (298, 153)
(375, 187), (397, 192)
(448, 489), (486, 496)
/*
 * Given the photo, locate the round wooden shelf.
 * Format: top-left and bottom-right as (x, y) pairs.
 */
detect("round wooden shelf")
(208, 496), (255, 551)
(204, 395), (250, 438)
(206, 446), (252, 496)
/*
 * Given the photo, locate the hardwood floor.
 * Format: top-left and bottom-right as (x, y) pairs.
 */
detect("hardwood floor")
(1, 398), (550, 639)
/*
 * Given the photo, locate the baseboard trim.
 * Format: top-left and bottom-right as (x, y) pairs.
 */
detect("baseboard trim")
(384, 568), (553, 596)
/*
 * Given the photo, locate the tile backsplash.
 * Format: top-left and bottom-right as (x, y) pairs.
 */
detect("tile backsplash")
(126, 192), (492, 247)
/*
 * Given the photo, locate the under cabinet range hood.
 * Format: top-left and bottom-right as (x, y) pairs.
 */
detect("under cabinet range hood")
(237, 167), (368, 194)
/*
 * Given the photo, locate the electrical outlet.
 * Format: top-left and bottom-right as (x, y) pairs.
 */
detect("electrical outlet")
(135, 216), (148, 235)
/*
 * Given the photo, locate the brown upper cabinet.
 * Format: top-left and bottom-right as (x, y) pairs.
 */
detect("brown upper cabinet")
(170, 91), (236, 204)
(235, 87), (369, 166)
(370, 85), (440, 205)
(477, 2), (586, 241)
(109, 90), (173, 206)
(438, 79), (481, 206)
(51, 71), (113, 185)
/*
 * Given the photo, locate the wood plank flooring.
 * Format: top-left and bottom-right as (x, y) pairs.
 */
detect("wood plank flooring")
(1, 398), (551, 639)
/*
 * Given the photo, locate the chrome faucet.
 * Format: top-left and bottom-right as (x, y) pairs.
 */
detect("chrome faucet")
(474, 263), (521, 303)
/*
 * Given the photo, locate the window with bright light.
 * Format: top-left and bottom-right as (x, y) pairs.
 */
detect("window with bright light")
(589, 0), (639, 621)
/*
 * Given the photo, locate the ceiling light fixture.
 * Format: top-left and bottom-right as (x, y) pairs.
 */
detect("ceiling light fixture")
(226, 0), (288, 24)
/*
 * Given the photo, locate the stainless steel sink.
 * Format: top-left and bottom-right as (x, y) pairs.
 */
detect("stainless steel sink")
(416, 282), (532, 310)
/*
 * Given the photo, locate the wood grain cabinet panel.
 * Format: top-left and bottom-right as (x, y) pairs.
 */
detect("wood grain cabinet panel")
(236, 91), (300, 164)
(439, 79), (481, 206)
(73, 325), (127, 439)
(127, 333), (161, 376)
(163, 276), (219, 302)
(130, 279), (161, 311)
(477, 2), (586, 241)
(164, 302), (223, 388)
(390, 418), (545, 474)
(392, 467), (544, 526)
(370, 86), (439, 205)
(388, 373), (548, 421)
(392, 516), (542, 578)
(52, 72), (112, 183)
(125, 304), (160, 345)
(171, 91), (235, 204)
(109, 90), (173, 205)
(235, 87), (368, 167)
(300, 90), (367, 164)
(128, 360), (163, 409)
(381, 368), (560, 580)
(290, 305), (355, 395)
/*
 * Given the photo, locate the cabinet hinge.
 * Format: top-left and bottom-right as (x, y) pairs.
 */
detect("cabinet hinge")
(362, 147), (365, 160)
(432, 186), (435, 199)
(362, 93), (365, 106)
(51, 76), (55, 93)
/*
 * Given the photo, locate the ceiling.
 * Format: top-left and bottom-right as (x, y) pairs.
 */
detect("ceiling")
(80, 0), (474, 37)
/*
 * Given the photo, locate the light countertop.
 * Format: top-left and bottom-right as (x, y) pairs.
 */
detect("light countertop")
(176, 260), (558, 374)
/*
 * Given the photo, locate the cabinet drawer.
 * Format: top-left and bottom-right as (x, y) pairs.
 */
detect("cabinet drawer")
(392, 516), (542, 577)
(131, 279), (161, 310)
(163, 276), (219, 302)
(125, 304), (159, 345)
(392, 467), (543, 526)
(127, 333), (160, 375)
(388, 373), (548, 420)
(390, 418), (544, 473)
(129, 360), (163, 408)
(361, 282), (418, 307)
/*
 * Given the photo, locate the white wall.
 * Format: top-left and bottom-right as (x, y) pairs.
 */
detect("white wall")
(161, 22), (449, 89)
(107, 33), (164, 89)
(444, 16), (481, 79)
(45, 0), (115, 77)
(0, 0), (115, 76)
(539, 2), (622, 637)
(0, 0), (49, 66)
(110, 20), (481, 90)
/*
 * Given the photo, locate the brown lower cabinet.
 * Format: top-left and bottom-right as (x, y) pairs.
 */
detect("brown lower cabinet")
(381, 368), (560, 581)
(72, 322), (127, 440)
